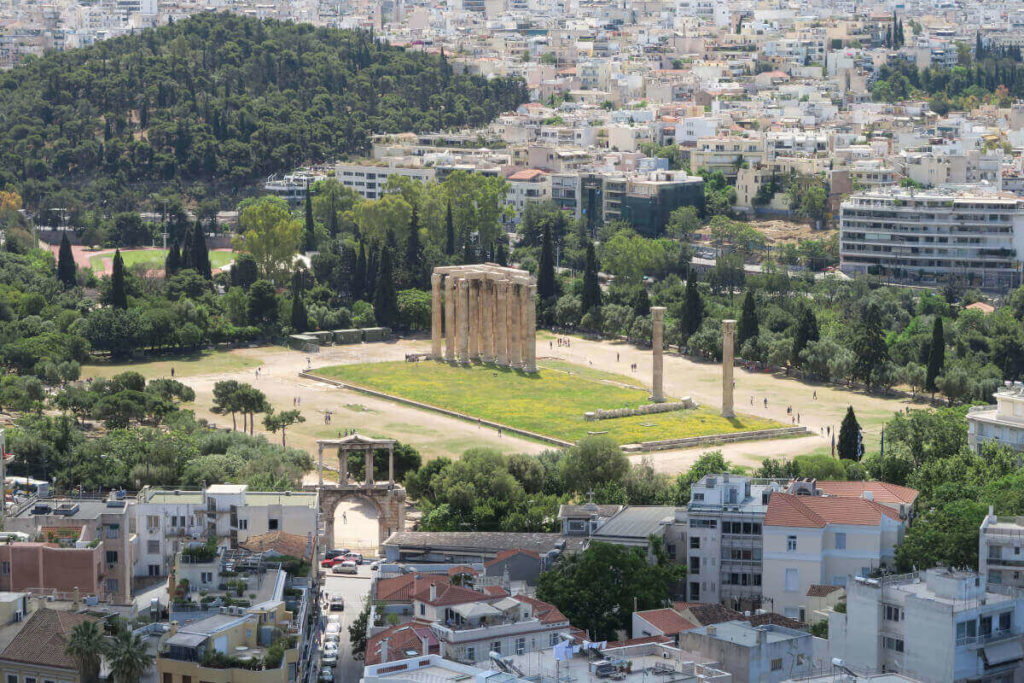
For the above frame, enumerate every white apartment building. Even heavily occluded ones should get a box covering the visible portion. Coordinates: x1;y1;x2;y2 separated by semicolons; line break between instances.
967;382;1024;453
132;485;317;577
762;491;906;622
839;188;1024;291
829;568;1024;682
335;162;436;200
980;508;1024;591
690;136;766;179
505;169;551;224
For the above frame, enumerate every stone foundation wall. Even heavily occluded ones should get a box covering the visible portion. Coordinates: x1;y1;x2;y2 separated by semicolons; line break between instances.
584;398;695;421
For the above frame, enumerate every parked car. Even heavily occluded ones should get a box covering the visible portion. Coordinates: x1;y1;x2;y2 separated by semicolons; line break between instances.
369;561;381;571
327;614;341;625
322;650;338;666
332;560;358;575
324;642;340;657
320;557;349;569
343;552;364;565
325;622;341;636
329;594;345;611
319;667;334;682
325;549;351;560
324;632;341;644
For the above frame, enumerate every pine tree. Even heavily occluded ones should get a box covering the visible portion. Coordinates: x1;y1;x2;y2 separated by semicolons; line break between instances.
303;186;317;253
791;306;819;364
537;223;557;303
373;248;399;328
290;270;309;332
445;201;455;257
57;232;76;289
838;406;861;461
191;219;212;279
354;243;367;300
679;269;704;344
581;240;602;313
737;290;759;349
926;317;945;395
110;249;128;309
165;240;181;278
404;206;423;288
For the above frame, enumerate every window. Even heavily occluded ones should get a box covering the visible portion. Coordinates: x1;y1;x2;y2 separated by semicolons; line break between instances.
667;544;676;560
835;533;846;550
201;572;213;584
1000;612;1012;632
238;519;248;530
550;633;560;646
6;676;15;683
784;568;799;592
146;515;159;529
106;551;119;564
268;519;279;530
1;561;9;576
163;674;172;683
690;537;700;549
692;493;704;501
689;519;716;529
884;605;902;622
147;540;160;554
106;579;118;594
420;604;425;616
689;557;700;575
689;582;700;601
787;536;797;551
516;637;526;655
492;641;501;655
24;677;34;683
981;615;993;637
106;524;120;539
771;658;782;671
466;647;476;661
882;636;904;652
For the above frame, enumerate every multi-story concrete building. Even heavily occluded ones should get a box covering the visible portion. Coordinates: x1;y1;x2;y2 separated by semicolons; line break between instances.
762;491;906;622
677;620;819;683
620;170;705;237
132;485;317;578
829;568;1024;682
335;161;436;200
967;382;1024;453
839;188;1024;291
980;508;1024;591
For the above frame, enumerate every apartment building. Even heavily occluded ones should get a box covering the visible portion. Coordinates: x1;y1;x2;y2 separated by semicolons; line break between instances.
335;161;436;200
829;568;1024;682
967;382;1024;453
620;170;705;237
132;485;317;578
980;508;1024;591
839;188;1024;291
762;492;906;622
0;609;97;683
690;137;766;180
506;169;551;223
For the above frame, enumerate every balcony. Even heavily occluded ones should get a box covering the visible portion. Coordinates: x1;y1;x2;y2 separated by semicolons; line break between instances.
957;628;1017;648
429;617;557;642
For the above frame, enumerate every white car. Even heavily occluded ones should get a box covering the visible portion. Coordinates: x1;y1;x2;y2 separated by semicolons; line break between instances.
324;642;340;656
326;622;341;636
319;667;334;682
324;632;341;644
322;650;339;666
332;560;359;575
327;614;342;625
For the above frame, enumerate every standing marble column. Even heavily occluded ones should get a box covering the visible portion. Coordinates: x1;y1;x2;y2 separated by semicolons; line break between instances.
508;284;523;368
338;447;348;484
457;278;470;363
469;279;481;361
318;443;324;486
496;281;510;366
481;280;495;363
388;447;394;485
722;319;736;418
364;450;374;487
523;284;538;373
431;273;443;360
651;307;666;402
444;276;456;362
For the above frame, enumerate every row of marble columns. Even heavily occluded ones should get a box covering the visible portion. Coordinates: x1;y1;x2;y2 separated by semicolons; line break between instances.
431;272;537;372
317;444;395;487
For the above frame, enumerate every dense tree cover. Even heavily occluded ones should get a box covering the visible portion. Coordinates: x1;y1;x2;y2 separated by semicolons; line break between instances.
0;13;527;213
537;540;684;640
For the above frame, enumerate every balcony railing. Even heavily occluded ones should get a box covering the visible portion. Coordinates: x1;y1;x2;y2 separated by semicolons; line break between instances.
956;628;1016;647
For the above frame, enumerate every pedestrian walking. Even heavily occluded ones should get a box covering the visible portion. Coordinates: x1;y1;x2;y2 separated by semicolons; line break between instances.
813;390;817;400
171;367;175;378
763;398;768;408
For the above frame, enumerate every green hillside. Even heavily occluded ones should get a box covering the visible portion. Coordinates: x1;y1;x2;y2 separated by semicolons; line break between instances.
0;14;527;212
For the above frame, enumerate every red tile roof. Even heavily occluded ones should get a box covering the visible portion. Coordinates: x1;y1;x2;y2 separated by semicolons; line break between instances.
813;481;919;504
807;584;845;597
377;574;451;603
672;602;744;626
482;585;509;597
485;548;541;567
765;493;902;528
513;594;569;624
0;608;96;670
365;622;439;665
508;169;547;181
635;608;697;635
411;582;490;607
447;565;479;577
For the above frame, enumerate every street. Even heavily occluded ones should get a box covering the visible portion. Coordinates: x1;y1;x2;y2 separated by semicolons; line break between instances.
319;565;374;683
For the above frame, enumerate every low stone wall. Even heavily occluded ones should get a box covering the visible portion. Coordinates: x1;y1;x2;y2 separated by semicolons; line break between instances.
621;426;809;453
585;399;695;421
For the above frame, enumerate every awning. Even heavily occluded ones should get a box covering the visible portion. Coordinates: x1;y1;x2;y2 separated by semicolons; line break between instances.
983;639;1024;667
452;602;503;620
492;597;521;612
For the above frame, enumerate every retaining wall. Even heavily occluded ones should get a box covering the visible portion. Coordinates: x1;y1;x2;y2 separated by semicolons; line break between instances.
620;426;809;453
585;399;694;421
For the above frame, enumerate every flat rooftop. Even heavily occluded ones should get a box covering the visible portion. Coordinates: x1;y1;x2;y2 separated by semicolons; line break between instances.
504;644;719;683
145;490;204;505
9;499;122;520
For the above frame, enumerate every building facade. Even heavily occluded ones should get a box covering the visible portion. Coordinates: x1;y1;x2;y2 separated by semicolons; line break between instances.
967;383;1024;453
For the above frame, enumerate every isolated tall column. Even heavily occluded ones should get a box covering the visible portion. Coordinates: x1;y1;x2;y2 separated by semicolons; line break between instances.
651;307;665;402
444;276;456;362
523;284;538;373
722;319;736;418
431;273;443;359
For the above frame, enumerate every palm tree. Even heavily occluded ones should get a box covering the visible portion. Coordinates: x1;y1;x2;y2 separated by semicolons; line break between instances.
107;626;154;683
65;620;105;683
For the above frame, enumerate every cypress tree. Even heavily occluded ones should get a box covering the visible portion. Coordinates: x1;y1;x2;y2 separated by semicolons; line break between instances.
926;317;945;395
632;287;651;317
404;206;423;288
57;232;76;289
538;223;557;303
373;248;399;328
737;290;759;349
179;225;194;271
327;195;340;236
581;240;601;313
680;269;704;344
191;219;211;279
165;240;181;278
445;200;455;256
366;247;379;298
791;306;819;364
495;241;508;267
110;249;128;309
303;187;316;252
354;243;367;300
838;406;861;461
462;239;474;265
290;270;309;332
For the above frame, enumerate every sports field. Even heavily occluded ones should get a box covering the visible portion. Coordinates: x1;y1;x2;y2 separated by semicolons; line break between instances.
314;359;783;444
88;248;234;273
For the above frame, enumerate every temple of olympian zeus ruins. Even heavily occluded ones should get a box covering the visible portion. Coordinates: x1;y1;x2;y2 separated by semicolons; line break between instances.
429;265;538;372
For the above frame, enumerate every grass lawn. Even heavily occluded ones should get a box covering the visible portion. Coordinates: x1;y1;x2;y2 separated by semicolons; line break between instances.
81;349;261;380
88;249;234;273
314;360;783;444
